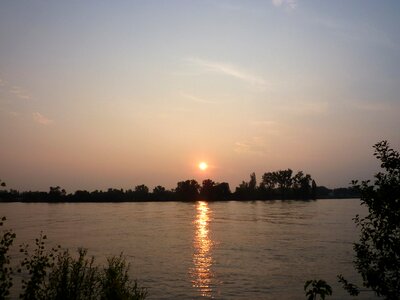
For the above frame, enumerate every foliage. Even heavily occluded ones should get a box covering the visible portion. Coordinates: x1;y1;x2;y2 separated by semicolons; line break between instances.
45;248;99;300
273;169;293;198
337;274;359;296
352;140;400;299
200;180;231;201
236;173;259;199
306;141;400;298
49;187;66;200
175;180;200;201
0;218;147;300
0;169;359;202
304;280;332;300
18;233;59;300
258;169;316;200
134;185;149;200
101;255;148;300
0;217;16;299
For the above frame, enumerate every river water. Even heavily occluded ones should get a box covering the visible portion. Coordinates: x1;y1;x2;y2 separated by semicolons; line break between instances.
1;199;378;299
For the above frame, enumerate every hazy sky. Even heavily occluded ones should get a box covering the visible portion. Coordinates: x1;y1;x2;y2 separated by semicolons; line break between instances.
1;0;399;192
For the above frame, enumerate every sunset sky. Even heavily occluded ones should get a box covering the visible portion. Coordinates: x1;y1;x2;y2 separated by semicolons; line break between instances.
1;0;399;192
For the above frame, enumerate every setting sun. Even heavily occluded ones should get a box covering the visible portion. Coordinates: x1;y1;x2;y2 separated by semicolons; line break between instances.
199;162;208;171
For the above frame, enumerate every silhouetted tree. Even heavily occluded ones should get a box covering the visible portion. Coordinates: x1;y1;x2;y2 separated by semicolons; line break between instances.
49;186;65;196
351;141;400;299
261;172;276;190
48;186;66;202
200;180;231;201
135;185;149;194
259;172;276;199
292;171;312;199
175;180;200;201
152;186;165;194
213;182;231;201
0;180;7;201
248;172;257;191
0;171;340;202
235;173;258;199
274;169;293;199
237;181;248;191
200;179;215;200
152;185;168;201
305;141;399;298
74;190;91;202
105;188;125;202
134;184;149;201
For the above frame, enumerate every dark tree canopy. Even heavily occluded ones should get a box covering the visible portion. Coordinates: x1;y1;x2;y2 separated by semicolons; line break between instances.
200;180;231;201
0;169;356;202
353;141;400;299
175;179;200;201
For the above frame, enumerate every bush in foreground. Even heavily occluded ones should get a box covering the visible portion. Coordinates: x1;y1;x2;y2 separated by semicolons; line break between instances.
0;217;15;299
304;280;332;300
304;140;400;299
352;140;400;298
0;217;147;300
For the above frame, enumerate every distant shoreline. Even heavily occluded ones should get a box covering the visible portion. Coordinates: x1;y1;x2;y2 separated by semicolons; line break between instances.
0;197;359;204
0;170;359;203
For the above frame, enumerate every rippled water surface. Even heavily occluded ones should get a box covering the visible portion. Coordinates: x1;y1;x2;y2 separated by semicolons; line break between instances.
1;199;378;299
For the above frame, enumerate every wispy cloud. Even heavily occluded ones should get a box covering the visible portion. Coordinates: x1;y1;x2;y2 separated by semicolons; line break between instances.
271;0;297;10
185;57;267;88
33;112;53;125
235;136;268;156
0;77;31;100
10;86;31;100
179;91;216;104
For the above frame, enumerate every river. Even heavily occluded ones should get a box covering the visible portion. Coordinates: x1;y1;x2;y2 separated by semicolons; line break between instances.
0;199;378;299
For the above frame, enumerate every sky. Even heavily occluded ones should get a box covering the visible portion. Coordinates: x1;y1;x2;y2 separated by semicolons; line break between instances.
0;0;399;192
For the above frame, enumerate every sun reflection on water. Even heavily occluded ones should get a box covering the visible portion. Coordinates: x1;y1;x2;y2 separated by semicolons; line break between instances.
190;201;214;297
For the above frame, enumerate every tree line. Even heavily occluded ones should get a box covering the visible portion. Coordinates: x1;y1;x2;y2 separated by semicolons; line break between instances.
0;169;358;203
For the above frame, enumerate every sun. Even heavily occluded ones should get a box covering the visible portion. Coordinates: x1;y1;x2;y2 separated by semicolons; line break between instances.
198;162;208;171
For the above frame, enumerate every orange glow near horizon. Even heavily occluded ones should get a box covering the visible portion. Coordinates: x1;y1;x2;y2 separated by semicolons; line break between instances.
190;201;214;297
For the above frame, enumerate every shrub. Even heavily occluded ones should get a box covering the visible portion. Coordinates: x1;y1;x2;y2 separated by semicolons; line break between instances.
19;233;59;300
352;141;400;298
0;217;16;299
304;141;400;299
304;280;332;300
45;248;99;300
0;217;147;300
101;255;148;300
